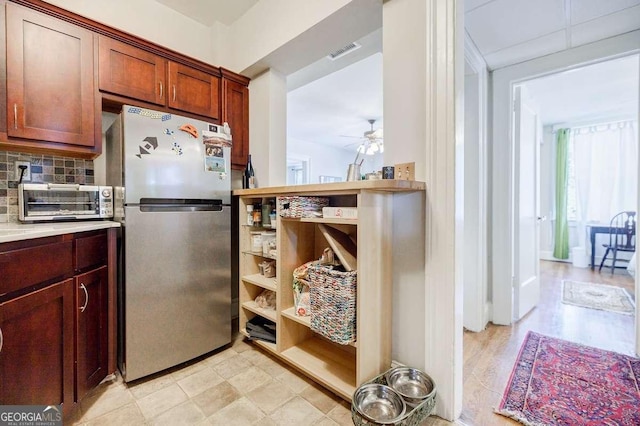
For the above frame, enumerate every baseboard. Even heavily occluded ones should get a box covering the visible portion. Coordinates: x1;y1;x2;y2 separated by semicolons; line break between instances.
540;251;571;263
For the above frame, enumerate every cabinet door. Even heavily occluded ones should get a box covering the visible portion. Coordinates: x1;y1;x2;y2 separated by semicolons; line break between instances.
6;3;95;146
168;62;220;119
75;266;108;401
222;78;249;170
0;279;75;412
98;36;166;106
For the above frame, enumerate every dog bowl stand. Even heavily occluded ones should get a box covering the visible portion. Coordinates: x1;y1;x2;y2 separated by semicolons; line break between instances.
352;369;436;425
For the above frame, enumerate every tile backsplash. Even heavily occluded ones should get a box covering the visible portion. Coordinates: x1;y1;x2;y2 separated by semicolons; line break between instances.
0;150;94;223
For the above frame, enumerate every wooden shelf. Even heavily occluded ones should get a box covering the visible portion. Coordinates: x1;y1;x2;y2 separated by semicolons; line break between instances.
281;307;357;348
238;187;424;402
281;306;310;327
241;224;276;230
241;301;277;322
281;336;356;400
242;274;277;291
281;217;358;225
240;328;277;354
242;251;277;260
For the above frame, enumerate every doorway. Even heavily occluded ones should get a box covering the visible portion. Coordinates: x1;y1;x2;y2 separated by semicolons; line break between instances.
507;54;639;355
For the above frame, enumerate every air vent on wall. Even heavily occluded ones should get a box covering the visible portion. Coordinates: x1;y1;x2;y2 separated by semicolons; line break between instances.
327;42;361;61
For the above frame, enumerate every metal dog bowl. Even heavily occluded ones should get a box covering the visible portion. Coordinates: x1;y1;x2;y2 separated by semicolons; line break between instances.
353;383;407;424
385;367;436;407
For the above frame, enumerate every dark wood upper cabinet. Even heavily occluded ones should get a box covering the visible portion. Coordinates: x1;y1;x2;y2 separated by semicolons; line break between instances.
0;279;75;415
98;36;166;106
75;266;108;401
168;61;220;120
222;77;249;169
5;3;95;147
2;1;248;159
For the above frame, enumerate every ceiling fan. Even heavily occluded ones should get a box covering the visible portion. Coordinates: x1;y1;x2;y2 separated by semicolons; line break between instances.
343;119;384;155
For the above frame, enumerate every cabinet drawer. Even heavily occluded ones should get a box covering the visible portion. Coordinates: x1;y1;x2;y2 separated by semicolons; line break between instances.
0;241;73;296
75;232;108;271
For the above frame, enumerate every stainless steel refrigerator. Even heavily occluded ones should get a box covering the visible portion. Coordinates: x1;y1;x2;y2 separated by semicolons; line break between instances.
106;105;231;382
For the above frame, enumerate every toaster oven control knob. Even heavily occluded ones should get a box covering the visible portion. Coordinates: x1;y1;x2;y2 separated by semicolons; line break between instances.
102;188;111;198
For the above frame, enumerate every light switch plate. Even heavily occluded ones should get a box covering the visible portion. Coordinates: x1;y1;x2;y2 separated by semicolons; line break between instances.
394;162;415;181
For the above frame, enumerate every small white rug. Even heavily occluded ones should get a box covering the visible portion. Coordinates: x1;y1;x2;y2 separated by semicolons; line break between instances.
562;280;635;315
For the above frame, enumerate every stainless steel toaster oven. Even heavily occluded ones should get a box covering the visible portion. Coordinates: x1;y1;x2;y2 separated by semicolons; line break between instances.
18;183;114;222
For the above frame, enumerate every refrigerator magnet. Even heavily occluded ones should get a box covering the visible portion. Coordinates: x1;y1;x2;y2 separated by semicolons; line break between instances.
179;124;199;138
203;127;232;148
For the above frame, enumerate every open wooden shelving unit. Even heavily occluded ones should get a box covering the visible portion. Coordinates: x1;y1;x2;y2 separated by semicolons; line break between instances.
236;180;425;401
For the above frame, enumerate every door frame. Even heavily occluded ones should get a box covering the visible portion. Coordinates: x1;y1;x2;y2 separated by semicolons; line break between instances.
463;32;489;332
491;32;640;328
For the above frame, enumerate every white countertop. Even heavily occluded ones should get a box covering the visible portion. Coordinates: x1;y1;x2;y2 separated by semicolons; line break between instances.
0;221;121;244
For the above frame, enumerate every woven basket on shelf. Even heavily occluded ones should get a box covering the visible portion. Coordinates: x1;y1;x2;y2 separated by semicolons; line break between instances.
307;264;357;345
278;196;330;218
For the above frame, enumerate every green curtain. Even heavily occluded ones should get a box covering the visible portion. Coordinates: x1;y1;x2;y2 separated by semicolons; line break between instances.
553;129;570;259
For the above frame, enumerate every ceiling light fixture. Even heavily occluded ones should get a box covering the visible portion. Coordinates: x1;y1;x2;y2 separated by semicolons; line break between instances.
357;119;384;156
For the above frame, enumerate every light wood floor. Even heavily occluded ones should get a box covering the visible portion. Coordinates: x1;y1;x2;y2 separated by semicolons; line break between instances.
456;260;636;426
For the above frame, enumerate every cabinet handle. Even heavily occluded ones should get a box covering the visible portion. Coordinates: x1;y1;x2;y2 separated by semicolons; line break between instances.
159;81;163;98
173;85;176;102
13;104;17;129
0;327;3;353
80;283;89;312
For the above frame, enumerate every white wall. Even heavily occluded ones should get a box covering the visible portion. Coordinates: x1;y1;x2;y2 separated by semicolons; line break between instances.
384;0;461;419
287;138;358;183
249;70;287;187
383;0;426;373
42;0;216;64
491;30;640;325
382;0;426;177
225;0;350;73
225;0;382;77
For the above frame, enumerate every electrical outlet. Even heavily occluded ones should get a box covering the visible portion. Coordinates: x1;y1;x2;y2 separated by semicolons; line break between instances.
15;161;31;182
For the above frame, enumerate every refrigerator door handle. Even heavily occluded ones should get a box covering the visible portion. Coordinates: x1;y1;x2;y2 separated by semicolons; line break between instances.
139;204;223;212
136;198;224;212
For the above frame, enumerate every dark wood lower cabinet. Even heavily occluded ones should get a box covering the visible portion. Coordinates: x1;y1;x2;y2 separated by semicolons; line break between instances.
75;266;108;401
0;229;114;418
0;279;75;414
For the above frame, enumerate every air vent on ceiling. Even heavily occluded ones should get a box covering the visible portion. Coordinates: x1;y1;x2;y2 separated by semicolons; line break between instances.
327;42;361;61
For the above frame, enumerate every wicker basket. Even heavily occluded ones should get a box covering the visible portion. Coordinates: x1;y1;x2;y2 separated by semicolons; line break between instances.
307;264;357;345
351;369;436;426
278;196;330;218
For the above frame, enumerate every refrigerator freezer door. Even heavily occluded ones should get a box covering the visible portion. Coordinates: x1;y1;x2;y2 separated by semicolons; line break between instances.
122;205;231;381
121;106;231;205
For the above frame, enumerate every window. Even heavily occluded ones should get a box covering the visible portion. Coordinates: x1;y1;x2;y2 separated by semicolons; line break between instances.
566;121;638;224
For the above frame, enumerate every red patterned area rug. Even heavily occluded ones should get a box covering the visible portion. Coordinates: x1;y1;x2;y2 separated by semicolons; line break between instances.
496;331;640;425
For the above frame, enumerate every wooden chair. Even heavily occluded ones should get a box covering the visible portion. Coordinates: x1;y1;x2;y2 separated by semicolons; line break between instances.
598;211;636;274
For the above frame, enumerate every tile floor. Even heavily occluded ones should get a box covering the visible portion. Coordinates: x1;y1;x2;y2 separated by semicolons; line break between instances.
69;335;423;426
